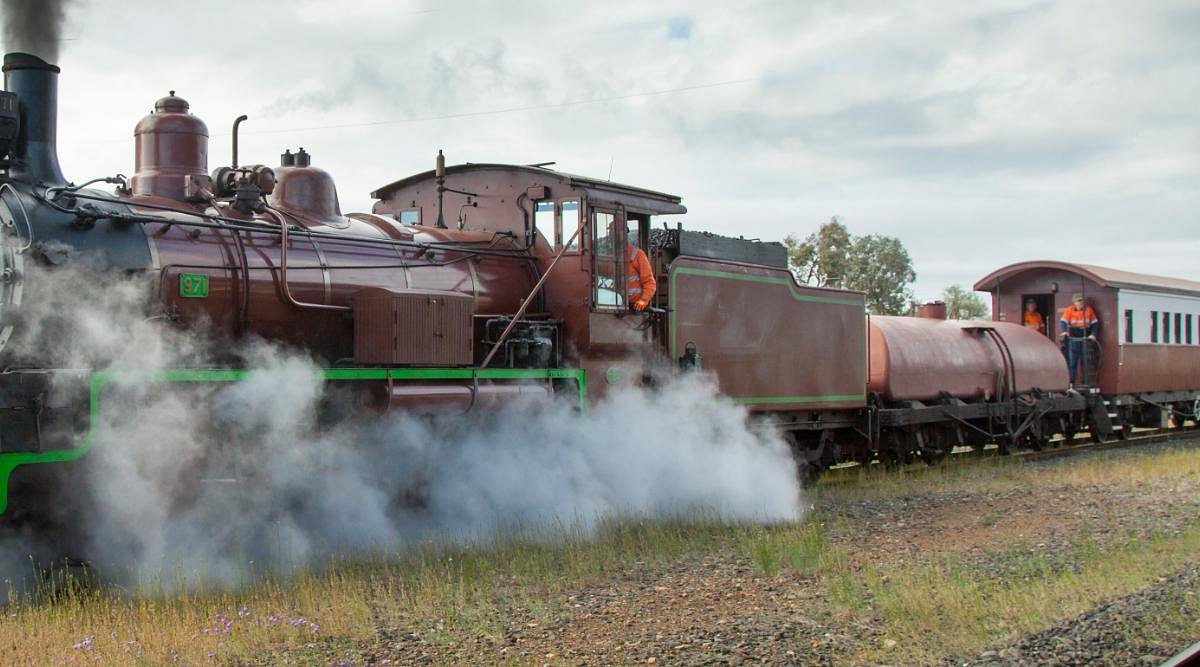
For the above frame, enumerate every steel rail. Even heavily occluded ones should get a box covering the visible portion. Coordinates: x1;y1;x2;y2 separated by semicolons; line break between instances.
1014;425;1199;463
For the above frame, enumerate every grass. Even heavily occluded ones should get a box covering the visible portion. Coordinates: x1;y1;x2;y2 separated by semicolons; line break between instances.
0;517;746;664
1;444;1198;664
861;525;1200;662
813;441;1200;504
752;444;1200;663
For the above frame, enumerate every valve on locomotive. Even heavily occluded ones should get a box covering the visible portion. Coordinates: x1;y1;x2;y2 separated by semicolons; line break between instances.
482;317;561;369
210;164;276;214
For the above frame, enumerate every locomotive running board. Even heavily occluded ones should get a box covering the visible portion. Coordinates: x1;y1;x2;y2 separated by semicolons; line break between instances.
0;366;587;515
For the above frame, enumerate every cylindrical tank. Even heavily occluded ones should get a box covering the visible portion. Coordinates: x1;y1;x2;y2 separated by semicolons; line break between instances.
131;92;208;200
868;316;1069;402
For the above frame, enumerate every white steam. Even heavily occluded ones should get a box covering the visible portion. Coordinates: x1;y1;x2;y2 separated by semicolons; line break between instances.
3;264;802;587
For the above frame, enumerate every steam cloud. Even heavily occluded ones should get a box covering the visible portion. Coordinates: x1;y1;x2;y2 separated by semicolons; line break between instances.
3;263;802;589
1;0;70;62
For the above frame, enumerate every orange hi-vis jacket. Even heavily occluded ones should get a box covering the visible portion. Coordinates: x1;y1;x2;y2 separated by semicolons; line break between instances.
1059;303;1099;337
1023;310;1045;330
627;244;656;309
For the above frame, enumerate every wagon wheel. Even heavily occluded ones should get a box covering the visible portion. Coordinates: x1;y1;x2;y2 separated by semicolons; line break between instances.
996;427;1021;455
795;461;823;486
1170;405;1188;429
785;431;827;487
1063;423;1078;446
1116;409;1131;440
919;427;949;466
1023;420;1047;451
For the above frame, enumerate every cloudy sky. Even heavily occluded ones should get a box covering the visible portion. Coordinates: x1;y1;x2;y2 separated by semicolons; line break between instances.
7;0;1199;300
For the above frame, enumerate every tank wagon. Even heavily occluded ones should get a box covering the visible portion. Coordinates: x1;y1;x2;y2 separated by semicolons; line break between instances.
0;51;1196;520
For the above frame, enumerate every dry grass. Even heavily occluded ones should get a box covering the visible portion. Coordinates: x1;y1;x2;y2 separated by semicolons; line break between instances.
2;443;1198;664
0;518;741;664
761;443;1200;663
850;524;1200;663
813;440;1200;503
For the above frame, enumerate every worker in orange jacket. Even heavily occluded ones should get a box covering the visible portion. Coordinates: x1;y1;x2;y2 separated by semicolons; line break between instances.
1059;293;1099;384
1023;299;1045;333
626;232;656;312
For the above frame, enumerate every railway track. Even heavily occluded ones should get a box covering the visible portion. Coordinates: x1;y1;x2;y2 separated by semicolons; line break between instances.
818;425;1200;484
1016;425;1200;462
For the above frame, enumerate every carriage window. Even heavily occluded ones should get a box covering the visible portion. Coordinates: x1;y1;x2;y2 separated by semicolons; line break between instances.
1175;313;1182;345
533;201;554;244
1151;311;1158;343
560;200;580;251
1124;310;1133;343
1163;312;1171;344
399;209;420;225
1188;314;1194;345
590;210;624;309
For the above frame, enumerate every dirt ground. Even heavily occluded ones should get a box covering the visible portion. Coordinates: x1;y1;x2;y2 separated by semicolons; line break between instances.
332;443;1200;666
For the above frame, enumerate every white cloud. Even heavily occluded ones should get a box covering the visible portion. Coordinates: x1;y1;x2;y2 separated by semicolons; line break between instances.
7;0;1197;301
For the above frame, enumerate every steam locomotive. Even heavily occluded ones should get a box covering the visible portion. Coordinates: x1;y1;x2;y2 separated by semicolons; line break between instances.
0;51;1197;519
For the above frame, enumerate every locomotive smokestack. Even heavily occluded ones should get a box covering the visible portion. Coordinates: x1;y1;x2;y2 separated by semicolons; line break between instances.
2;51;65;185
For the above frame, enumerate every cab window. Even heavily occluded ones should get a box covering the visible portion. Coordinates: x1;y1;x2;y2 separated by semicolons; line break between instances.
533;201;554;243
591;210;624;309
560;200;580;251
398;209;420;225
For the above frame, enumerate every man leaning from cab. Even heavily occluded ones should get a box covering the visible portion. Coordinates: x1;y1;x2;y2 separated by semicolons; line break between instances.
626;223;656;312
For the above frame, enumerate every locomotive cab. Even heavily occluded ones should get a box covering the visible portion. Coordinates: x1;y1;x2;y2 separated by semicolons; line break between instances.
372;163;689;392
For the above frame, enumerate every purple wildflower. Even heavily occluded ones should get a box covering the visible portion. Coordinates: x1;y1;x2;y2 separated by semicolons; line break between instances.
72;636;94;651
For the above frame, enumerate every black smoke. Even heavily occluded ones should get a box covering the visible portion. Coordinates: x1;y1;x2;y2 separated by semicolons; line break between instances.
1;0;70;62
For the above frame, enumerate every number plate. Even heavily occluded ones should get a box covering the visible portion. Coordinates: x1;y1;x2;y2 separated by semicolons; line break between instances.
179;273;209;298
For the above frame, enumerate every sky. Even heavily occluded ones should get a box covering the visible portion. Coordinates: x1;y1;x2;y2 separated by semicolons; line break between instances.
5;0;1199;301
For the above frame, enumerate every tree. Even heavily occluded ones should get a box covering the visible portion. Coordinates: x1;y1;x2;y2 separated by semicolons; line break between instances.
783;217;852;288
941;284;990;320
785;217;916;315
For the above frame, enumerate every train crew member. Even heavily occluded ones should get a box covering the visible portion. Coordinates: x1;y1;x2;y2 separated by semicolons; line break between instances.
1023;299;1045;333
626;226;656;311
1059;293;1099;384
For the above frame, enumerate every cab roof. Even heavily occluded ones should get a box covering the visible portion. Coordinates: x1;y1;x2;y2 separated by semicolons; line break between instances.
371;163;687;215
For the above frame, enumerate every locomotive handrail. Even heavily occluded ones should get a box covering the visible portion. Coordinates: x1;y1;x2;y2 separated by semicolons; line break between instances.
38;188;536;261
263;207;351;312
0;182;35;253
